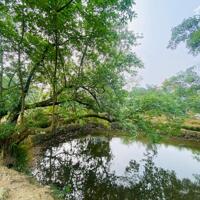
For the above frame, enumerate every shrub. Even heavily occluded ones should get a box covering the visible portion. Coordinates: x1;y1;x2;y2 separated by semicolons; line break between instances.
26;110;51;128
0;123;15;140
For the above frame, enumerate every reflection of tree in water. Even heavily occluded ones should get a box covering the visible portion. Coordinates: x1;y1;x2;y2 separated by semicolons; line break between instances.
193;150;200;162
34;137;116;199
125;150;200;200
33;137;200;200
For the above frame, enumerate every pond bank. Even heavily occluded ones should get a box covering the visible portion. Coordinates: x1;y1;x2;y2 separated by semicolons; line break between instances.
0;165;54;200
178;128;200;141
32;123;200;146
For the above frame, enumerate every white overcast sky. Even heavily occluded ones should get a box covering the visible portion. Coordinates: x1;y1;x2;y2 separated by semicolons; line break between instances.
129;0;200;87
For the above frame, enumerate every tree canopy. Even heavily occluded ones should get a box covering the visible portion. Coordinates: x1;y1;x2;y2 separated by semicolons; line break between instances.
168;14;200;55
0;0;141;123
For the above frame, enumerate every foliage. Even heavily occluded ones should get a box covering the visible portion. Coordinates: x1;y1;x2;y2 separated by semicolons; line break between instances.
168;14;200;55
51;184;71;200
0;0;199;145
26;109;51;128
162;66;200;113
0;0;141;132
122;87;186;137
0;123;16;140
122;66;200;137
10;143;29;172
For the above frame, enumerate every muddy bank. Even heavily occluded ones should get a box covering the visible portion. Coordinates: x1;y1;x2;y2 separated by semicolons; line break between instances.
0;166;54;200
176;129;200;141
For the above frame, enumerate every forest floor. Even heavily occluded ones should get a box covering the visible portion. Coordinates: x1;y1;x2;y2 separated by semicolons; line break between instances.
0;165;54;200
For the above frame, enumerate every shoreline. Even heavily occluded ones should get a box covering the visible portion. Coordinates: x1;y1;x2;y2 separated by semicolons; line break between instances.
0;165;54;200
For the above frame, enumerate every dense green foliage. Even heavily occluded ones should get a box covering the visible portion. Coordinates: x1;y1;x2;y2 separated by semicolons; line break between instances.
0;0;142;137
0;1;199;146
129;66;200;136
0;123;15;140
168;14;200;55
163;66;200;113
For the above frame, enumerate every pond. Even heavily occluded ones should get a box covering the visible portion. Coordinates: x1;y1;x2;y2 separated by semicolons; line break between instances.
32;135;200;200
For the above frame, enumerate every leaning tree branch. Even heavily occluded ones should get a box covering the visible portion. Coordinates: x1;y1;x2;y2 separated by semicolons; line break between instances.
25;99;64;109
65;113;115;124
80;86;101;108
24;45;49;94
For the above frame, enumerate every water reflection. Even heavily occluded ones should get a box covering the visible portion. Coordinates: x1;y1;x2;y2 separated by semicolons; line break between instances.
33;136;200;200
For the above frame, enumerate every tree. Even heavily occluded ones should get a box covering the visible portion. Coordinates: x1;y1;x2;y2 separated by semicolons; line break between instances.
0;0;142;139
162;66;200;113
168;14;200;55
0;1;50;123
124;87;186;138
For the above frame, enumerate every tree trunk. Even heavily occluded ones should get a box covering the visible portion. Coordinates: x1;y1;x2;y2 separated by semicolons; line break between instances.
51;9;59;132
0;38;3;100
15;4;25;125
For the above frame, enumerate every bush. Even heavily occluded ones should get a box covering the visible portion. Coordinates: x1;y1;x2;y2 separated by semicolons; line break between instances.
10;143;29;172
0;123;15;140
26;110;51;128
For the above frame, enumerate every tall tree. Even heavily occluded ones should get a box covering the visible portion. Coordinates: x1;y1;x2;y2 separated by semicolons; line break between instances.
0;0;141;132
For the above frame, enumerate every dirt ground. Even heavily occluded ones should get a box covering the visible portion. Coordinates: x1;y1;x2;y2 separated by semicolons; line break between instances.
0;166;54;200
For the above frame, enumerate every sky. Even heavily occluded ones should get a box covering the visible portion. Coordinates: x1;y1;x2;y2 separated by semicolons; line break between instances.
129;0;200;87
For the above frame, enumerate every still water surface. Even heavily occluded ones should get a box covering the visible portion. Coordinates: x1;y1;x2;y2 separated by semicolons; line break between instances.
32;136;200;200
